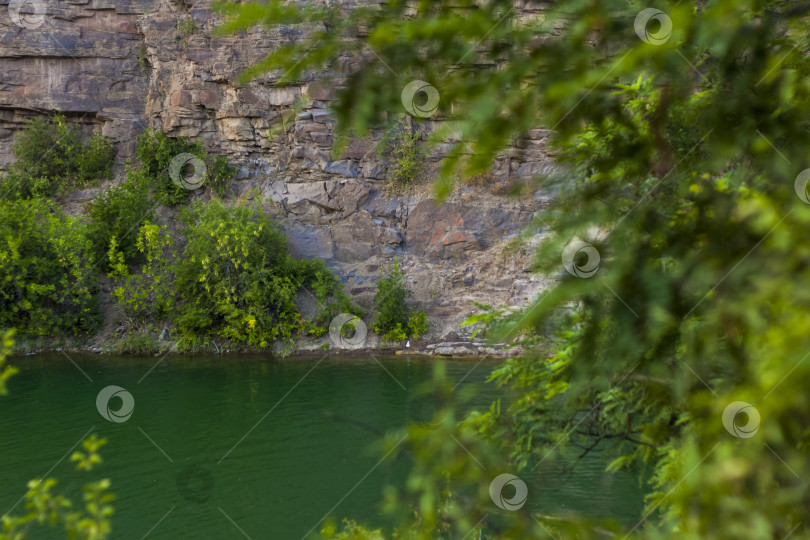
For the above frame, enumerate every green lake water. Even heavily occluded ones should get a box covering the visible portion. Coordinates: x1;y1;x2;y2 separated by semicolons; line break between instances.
0;354;644;538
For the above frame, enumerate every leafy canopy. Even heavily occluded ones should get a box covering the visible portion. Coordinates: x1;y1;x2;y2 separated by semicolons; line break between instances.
220;0;810;538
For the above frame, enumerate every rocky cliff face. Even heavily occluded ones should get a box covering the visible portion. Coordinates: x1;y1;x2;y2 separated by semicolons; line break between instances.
0;0;554;343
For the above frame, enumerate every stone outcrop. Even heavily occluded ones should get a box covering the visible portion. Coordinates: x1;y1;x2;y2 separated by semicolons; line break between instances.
0;0;552;178
0;0;555;342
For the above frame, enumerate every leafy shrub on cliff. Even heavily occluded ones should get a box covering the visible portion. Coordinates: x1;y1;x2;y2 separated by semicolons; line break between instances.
407;310;429;339
208;154;238;193
1;115;115;199
107;221;175;326
173;200;324;349
373;259;428;341
135;128;236;205
86;170;154;269
373;259;407;335
297;257;361;328
0;198;99;336
385;130;426;196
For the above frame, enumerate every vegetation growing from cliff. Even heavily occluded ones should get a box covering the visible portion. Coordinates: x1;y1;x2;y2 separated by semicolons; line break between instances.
222;0;810;537
300;257;360;328
0;117;348;350
135;128;236;206
172;200;354;351
373;259;428;341
107;221;176;326
0;198;100;337
385;129;426;196
1;115;114;199
87;171;154;269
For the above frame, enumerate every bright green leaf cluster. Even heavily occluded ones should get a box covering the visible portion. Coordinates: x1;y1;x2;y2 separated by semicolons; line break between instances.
0;198;100;336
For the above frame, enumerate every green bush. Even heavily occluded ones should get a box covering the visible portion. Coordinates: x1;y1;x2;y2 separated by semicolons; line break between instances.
86;170;154;269
107;221;175;326
373;259;428;340
386;130;426;195
381;323;407;342
174;201;292;348
373;259;408;336
407;310;429;339
134;128;236;206
0;198;99;336
1;115;114;199
208;155;238;195
173;200;356;350
296;257;360;327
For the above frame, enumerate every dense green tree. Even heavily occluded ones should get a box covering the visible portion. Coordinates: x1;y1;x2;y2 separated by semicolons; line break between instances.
220;0;810;538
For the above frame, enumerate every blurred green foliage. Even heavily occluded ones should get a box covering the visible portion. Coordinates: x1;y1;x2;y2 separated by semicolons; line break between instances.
1;115;114;199
219;0;810;537
0;330;17;396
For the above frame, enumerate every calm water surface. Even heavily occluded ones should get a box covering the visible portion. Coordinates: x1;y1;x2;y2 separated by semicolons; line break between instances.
0;354;644;538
